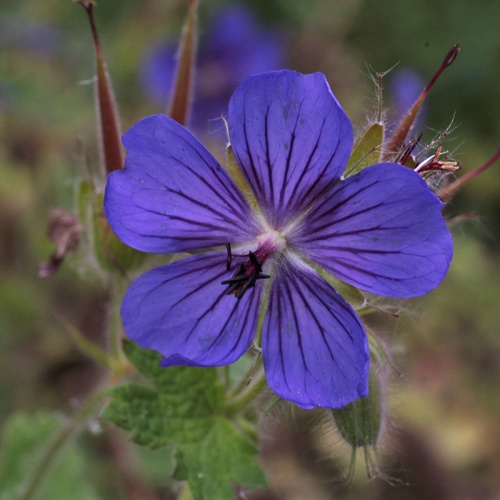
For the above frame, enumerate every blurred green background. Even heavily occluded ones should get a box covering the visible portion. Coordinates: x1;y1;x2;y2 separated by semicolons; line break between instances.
1;0;499;498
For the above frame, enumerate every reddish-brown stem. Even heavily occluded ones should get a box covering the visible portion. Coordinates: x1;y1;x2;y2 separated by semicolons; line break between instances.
383;45;460;160
439;148;500;201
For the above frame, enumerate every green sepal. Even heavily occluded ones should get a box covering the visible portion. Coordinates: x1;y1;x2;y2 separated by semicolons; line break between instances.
103;341;267;499
346;122;384;176
92;192;146;273
331;342;390;479
331;371;381;447
77;180;146;273
77;178;94;228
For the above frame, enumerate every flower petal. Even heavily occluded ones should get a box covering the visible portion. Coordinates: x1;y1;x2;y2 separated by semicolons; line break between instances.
104;114;258;253
228;70;353;229
121;252;263;367
262;258;369;409
292;163;453;298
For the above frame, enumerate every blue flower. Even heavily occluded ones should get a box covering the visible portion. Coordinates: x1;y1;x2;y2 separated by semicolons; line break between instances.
139;5;285;131
390;67;427;132
104;70;453;409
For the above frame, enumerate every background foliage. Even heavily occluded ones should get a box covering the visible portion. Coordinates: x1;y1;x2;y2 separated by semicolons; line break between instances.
1;0;499;498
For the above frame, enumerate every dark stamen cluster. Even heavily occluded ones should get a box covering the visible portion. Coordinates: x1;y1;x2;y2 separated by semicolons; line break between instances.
222;244;270;299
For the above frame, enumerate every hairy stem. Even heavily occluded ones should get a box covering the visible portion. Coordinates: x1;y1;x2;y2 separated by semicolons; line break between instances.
109;276;128;379
19;385;107;500
225;367;267;417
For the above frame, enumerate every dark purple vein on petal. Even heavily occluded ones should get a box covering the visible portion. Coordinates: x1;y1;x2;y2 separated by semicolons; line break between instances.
168;189;246;226
297;275;361;374
264;106;276;224
136;257;225;313
304;202;386;236
287;128;342;224
278;99;303;221
205;291;259;363
308;245;401;255
325;260;397;284
184;144;251;211
142;123;249;213
287;273;337;363
134;168;250;231
182;290;239;347
170;273;227;310
272;281;293;394
242;115;264;206
285;109;325;208
169;154;250;216
304;179;380;229
282;277;309;375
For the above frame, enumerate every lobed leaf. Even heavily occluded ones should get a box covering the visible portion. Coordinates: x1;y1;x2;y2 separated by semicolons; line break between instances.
104;341;266;499
174;420;266;499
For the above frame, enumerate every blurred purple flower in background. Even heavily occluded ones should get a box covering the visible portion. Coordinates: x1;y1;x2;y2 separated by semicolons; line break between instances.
139;5;285;133
0;15;63;57
0;16;63;111
390;67;427;133
104;70;453;409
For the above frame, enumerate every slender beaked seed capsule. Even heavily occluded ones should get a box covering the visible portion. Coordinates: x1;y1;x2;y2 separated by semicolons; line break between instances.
383;44;460;161
76;0;124;175
167;0;199;125
75;1;145;273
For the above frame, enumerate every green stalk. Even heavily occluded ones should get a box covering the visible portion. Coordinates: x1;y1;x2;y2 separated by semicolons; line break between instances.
225;367;267;417
19;386;107;500
109;276;128;378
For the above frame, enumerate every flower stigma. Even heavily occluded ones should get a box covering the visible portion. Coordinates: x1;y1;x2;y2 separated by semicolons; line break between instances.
222;230;286;299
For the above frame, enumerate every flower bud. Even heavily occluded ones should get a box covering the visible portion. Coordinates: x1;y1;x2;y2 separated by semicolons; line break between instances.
331;334;391;479
77;179;145;274
92;193;146;273
38;209;82;277
332;369;381;449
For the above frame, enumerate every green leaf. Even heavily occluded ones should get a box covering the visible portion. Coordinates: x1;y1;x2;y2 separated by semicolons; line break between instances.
0;412;98;500
174;420;266;499
103;341;267;499
123;340;225;417
346;122;384;176
136;446;177;486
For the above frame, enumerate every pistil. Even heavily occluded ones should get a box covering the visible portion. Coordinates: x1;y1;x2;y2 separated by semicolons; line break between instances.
222;230;286;299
